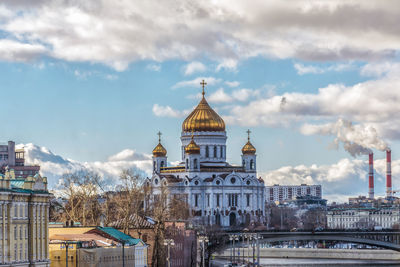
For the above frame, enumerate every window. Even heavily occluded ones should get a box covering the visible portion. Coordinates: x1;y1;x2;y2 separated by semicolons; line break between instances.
205;146;209;157
160;161;164;168
246;194;250;207
250;159;254;169
186;159;189;169
14;226;17;240
194;159;198;169
20;244;22;261
216;194;220;206
20;226;22;240
207;194;210;207
228;194;238;207
194;194;199;207
220;146;223;158
213;146;217;158
14;205;18;218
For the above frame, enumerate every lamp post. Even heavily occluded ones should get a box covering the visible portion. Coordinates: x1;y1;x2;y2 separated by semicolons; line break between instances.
241;234;245;264
122;240;126;267
163;239;175;267
199;236;209;267
234;234;239;263
247;234;251;265
229;235;234;263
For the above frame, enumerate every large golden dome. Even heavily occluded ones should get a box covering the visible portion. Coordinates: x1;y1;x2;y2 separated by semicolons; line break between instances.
182;95;225;132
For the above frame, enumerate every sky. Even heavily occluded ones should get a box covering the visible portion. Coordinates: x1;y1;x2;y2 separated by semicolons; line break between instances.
1;0;400;202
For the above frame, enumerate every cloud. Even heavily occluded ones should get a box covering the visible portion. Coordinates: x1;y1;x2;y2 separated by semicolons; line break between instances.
225;81;240;87
146;63;161;72
301;119;388;157
2;1;399;69
172;77;222;89
183;61;206;75
224;69;400;141
0;39;46;62
216;59;238;72
152;104;189;118
262;157;400;203
18;143;153;188
294;63;354;75
360;62;400;77
208;88;233;103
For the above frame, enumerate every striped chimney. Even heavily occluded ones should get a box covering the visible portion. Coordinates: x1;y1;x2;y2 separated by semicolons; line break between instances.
386;149;392;198
368;152;374;199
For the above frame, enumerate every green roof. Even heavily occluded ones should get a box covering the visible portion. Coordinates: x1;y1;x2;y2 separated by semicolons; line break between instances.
95;227;143;246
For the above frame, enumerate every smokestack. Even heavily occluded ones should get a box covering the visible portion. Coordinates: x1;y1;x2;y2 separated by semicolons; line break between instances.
368;153;374;199
386;149;392;198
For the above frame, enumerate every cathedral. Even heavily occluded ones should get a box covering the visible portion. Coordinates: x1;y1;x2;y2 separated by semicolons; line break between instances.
147;81;265;227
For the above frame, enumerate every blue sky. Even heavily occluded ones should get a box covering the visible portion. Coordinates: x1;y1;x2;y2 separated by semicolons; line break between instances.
1;1;400;202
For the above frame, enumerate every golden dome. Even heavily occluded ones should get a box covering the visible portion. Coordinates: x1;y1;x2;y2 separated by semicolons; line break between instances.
153;131;167;157
242;129;256;155
182;95;225;132
242;141;256;155
185;137;200;154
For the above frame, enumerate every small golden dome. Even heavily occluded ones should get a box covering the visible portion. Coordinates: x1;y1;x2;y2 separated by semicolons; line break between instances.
153;131;167;157
242;129;256;155
242;141;256;155
185;137;200;154
182;95;225;132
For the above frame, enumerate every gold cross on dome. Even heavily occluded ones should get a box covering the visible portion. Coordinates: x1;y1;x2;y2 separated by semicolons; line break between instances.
246;129;251;141
200;80;207;96
157;131;162;143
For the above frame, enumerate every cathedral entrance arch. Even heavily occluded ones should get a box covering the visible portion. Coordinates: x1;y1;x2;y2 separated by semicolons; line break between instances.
229;212;236;227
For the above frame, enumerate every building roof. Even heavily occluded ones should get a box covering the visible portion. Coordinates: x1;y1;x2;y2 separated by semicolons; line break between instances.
109;213;155;229
87;227;142;246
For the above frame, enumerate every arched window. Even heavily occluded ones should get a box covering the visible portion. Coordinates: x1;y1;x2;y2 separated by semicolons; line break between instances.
186;158;189;169
153;161;156;170
214;146;217;158
205;146;209;157
250;159;254;169
194;159;198;169
242;160;245;166
220;146;223;158
160;161;164;168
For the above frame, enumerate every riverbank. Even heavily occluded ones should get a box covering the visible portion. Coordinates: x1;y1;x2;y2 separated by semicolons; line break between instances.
214;247;400;261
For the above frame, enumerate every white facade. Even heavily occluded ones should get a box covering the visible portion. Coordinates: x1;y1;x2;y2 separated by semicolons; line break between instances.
147;94;265;228
266;184;322;203
327;208;400;229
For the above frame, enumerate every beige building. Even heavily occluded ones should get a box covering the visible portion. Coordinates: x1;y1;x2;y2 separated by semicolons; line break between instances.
0;168;51;266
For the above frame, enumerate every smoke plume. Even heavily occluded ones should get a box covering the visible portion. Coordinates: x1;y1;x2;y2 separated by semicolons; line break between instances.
300;118;388;157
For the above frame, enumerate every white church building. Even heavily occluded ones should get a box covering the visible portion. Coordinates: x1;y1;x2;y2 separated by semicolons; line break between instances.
146;81;265;227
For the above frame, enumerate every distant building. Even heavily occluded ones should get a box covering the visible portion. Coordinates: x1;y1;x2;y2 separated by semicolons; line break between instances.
265;184;322;203
285;195;327;207
0;141;40;178
327;207;400;229
0;168;50;266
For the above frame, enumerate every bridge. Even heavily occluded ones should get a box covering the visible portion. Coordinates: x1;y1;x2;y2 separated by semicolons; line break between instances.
219;231;400;252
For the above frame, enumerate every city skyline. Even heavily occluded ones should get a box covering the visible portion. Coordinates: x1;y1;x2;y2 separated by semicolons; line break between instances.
1;1;400;202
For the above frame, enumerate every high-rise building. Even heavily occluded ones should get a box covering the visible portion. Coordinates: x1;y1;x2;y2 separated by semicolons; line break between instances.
265;184;322;203
146;81;265;227
0;168;50;266
0;141;40;178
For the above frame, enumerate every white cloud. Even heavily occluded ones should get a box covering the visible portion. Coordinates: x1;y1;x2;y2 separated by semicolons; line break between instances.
216;59;238;72
0;39;46;62
19;143;153;188
224;69;400;141
225;81;240;88
183;61;206;75
208;88;233;103
232;88;261;101
146;63;161;72
262;157;400;203
360;62;400;77
172;77;222;89
294;63;354;75
152;104;189;118
1;1;400;69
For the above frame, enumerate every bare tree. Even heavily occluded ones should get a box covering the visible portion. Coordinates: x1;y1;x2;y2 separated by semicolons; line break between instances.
58;170;103;226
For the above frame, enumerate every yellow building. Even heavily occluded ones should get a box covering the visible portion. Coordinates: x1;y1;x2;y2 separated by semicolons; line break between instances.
0;169;51;266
